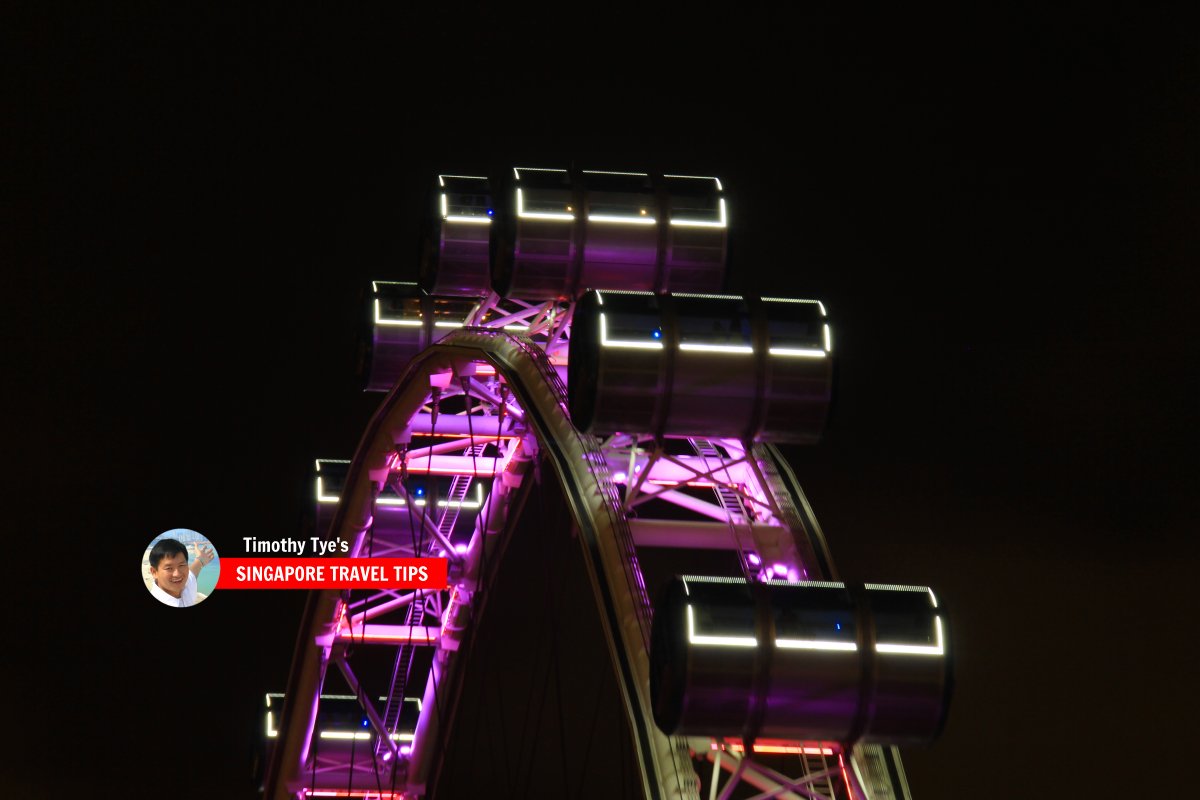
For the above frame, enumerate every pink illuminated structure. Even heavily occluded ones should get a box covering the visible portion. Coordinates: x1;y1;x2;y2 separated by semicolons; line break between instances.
264;168;948;800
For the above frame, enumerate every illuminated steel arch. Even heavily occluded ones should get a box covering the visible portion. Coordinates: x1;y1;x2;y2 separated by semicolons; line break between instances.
264;169;950;800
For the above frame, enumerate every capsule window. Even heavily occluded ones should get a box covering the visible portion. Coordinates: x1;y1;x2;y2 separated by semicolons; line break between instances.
444;191;491;219
516;170;574;217
428;297;475;327
674;297;753;350
763;299;826;352
689;601;757;640
599;293;664;345
663;176;723;224
772;587;859;644
438;176;492;221
374;285;424;324
870;588;943;649
683;579;758;640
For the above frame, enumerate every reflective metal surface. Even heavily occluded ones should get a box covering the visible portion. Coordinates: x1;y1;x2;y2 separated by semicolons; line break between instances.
363;282;476;391
492;169;728;299
419;174;493;297
650;576;951;746
569;290;833;441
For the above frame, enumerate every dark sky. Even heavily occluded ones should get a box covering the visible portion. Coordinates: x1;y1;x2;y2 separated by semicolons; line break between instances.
8;5;1198;798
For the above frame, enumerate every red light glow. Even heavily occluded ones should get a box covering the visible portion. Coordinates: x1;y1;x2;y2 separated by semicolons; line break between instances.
473;355;565;377
647;479;739;489
405;432;518;440
709;739;837;756
336;631;438;644
839;752;855;798
336;622;439;645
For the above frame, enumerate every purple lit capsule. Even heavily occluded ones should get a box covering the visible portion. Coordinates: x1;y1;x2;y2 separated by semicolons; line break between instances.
364;282;480;392
569;290;833;442
421;174;493;296
494;170;727;300
650;576;951;746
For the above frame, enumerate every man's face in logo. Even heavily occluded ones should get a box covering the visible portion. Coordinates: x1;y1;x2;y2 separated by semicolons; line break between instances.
151;552;189;598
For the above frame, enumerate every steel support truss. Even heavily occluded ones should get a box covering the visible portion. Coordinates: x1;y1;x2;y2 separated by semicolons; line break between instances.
271;344;543;798
594;433;821;582
271;294;913;799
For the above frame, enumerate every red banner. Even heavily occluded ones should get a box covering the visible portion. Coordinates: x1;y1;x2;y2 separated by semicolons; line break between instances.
216;558;448;590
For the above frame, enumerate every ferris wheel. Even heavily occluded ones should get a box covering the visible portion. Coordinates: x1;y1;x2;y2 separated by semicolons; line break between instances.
263;169;952;799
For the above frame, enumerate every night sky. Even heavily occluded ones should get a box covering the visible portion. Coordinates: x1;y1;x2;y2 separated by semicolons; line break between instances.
9;5;1198;798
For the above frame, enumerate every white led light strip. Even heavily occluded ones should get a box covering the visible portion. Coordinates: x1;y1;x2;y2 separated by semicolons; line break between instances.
513;166;567;178
582;169;649;177
599;311;663;350
438;483;484;509
687;605;756;647
776;638;859;652
678;343;754;354
372;299;468;329
684;576;845;587
265;731;417;741
587;213;656;224
671;197;726;228
440;192;492;225
762;298;828;319
670;291;742;300
594;292;830;357
511;171;723;226
875;616;945;656
319;481;484;509
373;299;422;327
516;187;574;221
316;476;339;504
663;174;723;191
437;174;487;186
686;605;855;651
685;596;944;657
768;347;826;359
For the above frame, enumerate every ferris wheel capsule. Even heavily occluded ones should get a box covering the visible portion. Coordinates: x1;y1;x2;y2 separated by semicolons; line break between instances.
490;168;729;299
650;576;953;746
362;281;478;392
569;289;833;442
419;174;495;297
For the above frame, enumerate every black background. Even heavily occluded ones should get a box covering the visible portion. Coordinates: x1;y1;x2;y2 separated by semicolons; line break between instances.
7;4;1198;798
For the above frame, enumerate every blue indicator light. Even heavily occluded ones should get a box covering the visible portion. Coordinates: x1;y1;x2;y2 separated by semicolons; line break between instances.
486;208;494;216
415;487;425;497
362;719;369;727
835;622;842;631
651;328;662;340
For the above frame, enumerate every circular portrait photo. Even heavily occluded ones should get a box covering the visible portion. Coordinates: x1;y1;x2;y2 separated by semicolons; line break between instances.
142;529;220;607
